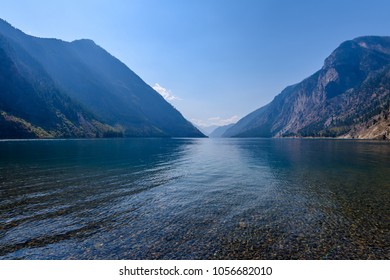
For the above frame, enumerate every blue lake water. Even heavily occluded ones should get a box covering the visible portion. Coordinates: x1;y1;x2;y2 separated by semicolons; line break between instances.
0;138;389;259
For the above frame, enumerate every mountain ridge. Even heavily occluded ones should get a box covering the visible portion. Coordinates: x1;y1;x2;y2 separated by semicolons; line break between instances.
0;18;204;138
223;36;390;139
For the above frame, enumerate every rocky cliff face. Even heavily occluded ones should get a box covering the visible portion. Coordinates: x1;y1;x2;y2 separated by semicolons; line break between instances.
224;36;390;139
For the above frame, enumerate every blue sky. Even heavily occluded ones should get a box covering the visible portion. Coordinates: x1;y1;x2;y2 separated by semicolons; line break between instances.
2;0;390;127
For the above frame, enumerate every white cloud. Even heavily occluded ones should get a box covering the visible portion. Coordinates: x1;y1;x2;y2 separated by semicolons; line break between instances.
152;83;180;101
208;115;240;126
190;118;208;127
191;115;240;128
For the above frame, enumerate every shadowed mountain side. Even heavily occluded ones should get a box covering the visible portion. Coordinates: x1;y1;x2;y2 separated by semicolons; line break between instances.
0;19;204;138
0;35;120;138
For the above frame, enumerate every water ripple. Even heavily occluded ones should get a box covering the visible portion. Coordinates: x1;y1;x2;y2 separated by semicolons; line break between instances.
0;138;389;259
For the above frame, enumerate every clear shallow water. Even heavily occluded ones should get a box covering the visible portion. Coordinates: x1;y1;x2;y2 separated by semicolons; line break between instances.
0;138;389;259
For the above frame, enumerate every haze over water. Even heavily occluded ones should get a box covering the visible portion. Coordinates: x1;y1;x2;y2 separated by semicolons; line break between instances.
0;138;389;259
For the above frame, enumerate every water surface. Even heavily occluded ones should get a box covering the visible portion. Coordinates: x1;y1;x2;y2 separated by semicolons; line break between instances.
0;138;389;259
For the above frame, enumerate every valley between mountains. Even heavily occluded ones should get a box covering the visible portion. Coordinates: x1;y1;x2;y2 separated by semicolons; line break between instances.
1;19;390;140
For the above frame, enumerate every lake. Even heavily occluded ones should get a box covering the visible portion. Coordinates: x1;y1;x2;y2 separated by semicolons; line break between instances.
0;138;389;259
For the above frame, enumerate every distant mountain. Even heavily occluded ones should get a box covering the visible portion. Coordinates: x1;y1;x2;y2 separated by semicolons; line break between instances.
195;125;219;136
0;19;204;138
224;36;390;140
209;123;235;138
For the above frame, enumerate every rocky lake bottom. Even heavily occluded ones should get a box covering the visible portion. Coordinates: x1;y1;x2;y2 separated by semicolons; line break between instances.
0;138;389;259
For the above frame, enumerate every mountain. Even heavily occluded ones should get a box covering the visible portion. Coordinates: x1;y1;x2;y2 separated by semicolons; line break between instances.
224;36;390;140
0;19;204;138
209;123;235;138
195;125;219;136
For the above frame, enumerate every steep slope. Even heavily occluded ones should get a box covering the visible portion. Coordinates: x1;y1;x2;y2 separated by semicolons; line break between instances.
224;36;390;139
0;34;119;139
0;19;204;138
